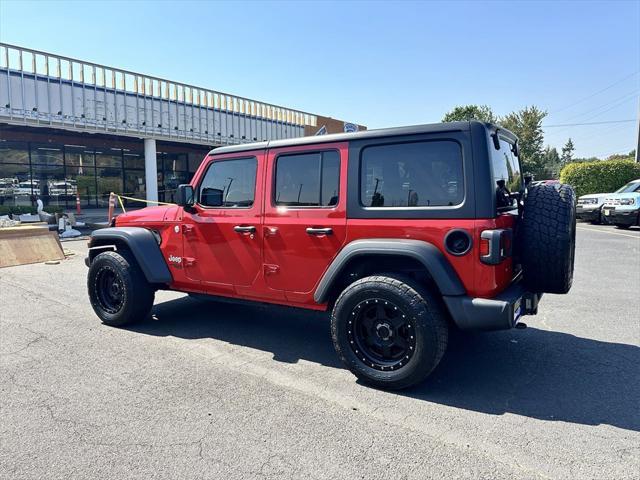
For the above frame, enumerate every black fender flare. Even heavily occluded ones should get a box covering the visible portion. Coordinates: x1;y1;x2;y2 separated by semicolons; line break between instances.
88;227;172;284
313;239;465;303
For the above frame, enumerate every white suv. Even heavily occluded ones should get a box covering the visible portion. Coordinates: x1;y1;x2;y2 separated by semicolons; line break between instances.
602;179;640;229
576;193;607;223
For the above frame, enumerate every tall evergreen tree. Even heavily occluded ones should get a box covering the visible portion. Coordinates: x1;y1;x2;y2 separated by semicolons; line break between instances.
543;146;561;177
561;138;575;165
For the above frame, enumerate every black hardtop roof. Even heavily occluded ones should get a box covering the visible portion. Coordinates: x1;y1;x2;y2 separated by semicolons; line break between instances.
208;120;514;156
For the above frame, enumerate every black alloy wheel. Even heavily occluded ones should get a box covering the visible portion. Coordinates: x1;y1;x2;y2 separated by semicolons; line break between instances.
94;265;126;315
348;298;416;371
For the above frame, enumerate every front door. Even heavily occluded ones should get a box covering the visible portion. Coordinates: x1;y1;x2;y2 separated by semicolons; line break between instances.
182;151;264;296
262;142;348;303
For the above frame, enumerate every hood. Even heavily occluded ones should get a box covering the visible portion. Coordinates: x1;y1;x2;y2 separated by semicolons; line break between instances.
604;191;640;205
578;193;607;200
605;192;640;199
116;205;180;223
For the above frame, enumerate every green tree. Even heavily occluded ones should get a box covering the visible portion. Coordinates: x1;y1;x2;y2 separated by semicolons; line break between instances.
542;146;561;177
561;138;575;165
442;105;497;123
606;150;635;161
499;106;547;177
571;156;600;163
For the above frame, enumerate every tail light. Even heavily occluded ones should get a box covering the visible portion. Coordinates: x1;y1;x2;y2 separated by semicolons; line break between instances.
480;229;512;265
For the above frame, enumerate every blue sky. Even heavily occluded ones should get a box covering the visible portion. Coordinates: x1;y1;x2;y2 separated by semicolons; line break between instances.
1;0;638;158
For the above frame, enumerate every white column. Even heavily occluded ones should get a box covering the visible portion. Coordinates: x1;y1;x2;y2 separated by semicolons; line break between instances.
144;138;158;202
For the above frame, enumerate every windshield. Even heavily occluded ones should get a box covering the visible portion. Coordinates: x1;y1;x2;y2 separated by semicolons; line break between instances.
615;181;640;194
489;135;522;210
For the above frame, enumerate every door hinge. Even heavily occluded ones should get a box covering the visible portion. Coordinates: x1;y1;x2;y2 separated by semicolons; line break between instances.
184;257;196;267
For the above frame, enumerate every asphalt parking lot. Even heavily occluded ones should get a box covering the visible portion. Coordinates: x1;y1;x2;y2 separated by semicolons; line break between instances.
1;223;638;479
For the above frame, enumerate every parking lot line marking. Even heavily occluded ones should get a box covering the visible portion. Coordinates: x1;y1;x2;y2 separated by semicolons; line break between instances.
577;226;640;239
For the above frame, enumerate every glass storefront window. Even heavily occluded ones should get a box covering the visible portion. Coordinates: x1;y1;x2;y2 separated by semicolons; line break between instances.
161;170;189;204
0;141;30;164
96;150;122;168
0;139;211;210
188;152;205;173
123;151;145;169
0;163;31;207
32;163;65;207
67;166;97;208
164;153;187;172
124;169;146;206
65;145;95;168
96;167;123;207
31;144;63;166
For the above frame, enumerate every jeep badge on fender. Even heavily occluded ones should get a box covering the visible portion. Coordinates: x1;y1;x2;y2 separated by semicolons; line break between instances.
86;121;576;390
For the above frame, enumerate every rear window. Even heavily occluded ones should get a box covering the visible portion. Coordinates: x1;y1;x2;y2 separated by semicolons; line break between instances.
360;140;464;208
490;136;522;209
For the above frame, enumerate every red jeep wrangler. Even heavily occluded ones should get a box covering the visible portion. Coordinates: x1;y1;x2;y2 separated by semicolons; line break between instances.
86;122;576;389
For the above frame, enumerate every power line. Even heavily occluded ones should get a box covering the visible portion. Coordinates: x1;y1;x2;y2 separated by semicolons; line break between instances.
564;122;628;146
542;119;636;128
545;95;639;137
560;90;639;123
549;71;640;115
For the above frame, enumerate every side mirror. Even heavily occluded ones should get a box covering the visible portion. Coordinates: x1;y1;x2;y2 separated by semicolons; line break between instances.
200;187;224;207
175;184;195;207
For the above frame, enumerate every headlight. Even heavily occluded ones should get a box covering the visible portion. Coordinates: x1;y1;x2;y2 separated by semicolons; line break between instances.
619;198;635;206
581;198;598;205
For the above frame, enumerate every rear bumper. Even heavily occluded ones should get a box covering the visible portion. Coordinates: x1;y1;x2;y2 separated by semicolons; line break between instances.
443;283;542;331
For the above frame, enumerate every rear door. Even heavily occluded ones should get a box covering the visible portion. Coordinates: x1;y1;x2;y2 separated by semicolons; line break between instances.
262;142;348;304
182;151;264;296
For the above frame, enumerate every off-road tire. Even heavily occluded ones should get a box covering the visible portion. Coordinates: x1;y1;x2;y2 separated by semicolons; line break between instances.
87;250;155;327
331;274;448;390
520;183;576;294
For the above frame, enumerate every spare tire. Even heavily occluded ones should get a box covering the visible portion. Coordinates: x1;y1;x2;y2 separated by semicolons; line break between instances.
519;183;576;294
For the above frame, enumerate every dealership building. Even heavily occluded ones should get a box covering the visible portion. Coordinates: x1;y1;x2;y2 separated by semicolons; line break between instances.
0;43;364;209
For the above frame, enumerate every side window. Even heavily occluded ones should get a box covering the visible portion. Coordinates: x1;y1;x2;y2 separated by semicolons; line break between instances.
489;137;522;210
274;150;340;207
360;140;464;208
198;157;257;207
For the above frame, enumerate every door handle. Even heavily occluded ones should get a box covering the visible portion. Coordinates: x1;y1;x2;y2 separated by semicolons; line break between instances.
234;225;256;234
306;227;333;235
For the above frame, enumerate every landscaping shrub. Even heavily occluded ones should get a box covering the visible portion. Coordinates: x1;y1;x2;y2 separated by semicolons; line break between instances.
559;160;640;197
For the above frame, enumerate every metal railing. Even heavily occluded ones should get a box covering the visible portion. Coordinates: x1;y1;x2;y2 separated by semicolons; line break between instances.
0;43;316;145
